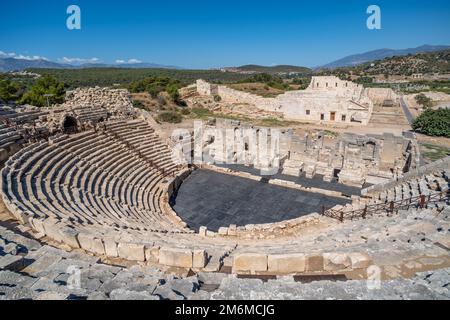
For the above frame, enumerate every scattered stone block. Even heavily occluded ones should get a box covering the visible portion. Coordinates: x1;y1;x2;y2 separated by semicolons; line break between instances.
109;289;159;300
0;254;25;271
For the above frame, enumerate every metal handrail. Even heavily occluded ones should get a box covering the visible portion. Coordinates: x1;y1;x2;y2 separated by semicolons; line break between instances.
323;190;449;222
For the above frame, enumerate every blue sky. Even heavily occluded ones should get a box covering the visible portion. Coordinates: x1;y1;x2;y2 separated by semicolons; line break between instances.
1;0;450;69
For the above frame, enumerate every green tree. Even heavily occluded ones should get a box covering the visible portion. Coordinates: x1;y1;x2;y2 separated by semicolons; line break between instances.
0;77;22;103
412;109;450;138
147;83;161;98
166;83;180;102
19;75;65;107
415;93;433;110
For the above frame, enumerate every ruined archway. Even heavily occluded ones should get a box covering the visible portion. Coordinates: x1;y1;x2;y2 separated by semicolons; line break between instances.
62;116;78;134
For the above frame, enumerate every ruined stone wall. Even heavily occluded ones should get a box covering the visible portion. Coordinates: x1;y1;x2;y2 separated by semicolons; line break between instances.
197;77;374;125
196;79;218;96
366;88;398;105
216;86;279;112
281;132;413;187
56;87;135;115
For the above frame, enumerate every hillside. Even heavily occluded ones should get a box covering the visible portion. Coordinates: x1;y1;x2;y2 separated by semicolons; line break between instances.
0;57;181;72
322;45;450;69
231;64;311;75
26;67;251;89
353;49;450;76
319;49;450;78
0;58;70;72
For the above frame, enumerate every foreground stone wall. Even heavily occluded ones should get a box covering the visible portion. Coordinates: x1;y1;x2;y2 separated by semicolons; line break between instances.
232;251;372;275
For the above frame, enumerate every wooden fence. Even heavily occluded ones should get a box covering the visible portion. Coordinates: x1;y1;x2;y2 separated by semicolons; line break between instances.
322;190;449;222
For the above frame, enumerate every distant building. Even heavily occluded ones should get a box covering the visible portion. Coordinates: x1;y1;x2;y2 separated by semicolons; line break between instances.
197;76;375;126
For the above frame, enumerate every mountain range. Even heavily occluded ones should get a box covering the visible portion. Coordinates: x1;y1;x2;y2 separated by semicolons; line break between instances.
1;44;450;73
0;58;181;72
320;44;450;69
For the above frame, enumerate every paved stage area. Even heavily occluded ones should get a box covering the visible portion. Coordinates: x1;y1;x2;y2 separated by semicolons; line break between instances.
171;169;352;232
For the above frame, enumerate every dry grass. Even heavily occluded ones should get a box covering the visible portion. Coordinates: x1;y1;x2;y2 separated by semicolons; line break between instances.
228;83;287;98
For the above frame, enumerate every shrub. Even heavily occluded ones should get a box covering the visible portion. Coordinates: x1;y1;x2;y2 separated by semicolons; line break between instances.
132;100;145;109
415;93;433;109
166;83;180;102
157;95;166;106
213;95;222;102
412;109;450;137
175;99;187;107
19;75;65;107
0;78;22;102
157;111;182;123
180;107;191;115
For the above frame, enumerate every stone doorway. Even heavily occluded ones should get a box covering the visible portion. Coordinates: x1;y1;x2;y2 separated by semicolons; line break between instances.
330;112;336;121
62;116;78;134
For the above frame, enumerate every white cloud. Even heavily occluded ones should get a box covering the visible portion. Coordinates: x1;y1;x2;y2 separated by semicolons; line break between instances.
127;59;142;64
14;54;48;61
58;57;100;65
0;51;46;60
115;58;142;64
0;51;17;58
0;51;48;61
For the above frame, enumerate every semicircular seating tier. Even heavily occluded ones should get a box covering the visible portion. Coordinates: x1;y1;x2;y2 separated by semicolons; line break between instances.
1;117;449;273
1;120;221;245
2;119;185;227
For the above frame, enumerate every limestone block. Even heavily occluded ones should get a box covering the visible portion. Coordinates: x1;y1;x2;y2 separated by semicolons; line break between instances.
29;218;46;235
193;250;207;269
117;243;145;262
267;254;305;273
0;254;25;271
348;252;372;269
305;254;324;272
206;231;216;237
233;254;267;273
77;233;105;255
59;227;80;249
42;220;64;243
103;238;119;258
159;248;193;268
228;225;237;236
144;246;160;263
199;226;207;237
218;227;228;236
323;253;351;271
12;209;30;225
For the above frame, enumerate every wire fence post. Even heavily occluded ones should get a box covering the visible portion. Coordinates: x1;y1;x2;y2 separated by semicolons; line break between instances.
420;195;426;209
